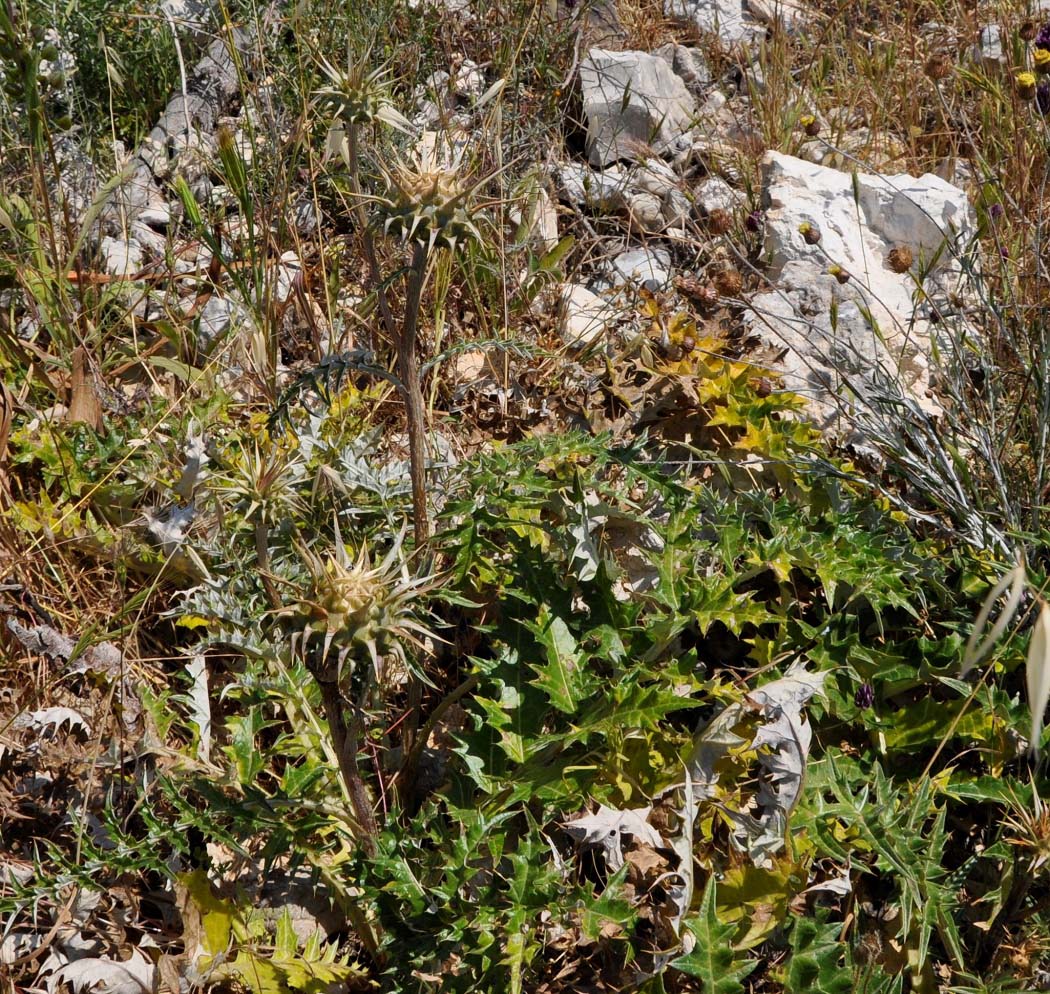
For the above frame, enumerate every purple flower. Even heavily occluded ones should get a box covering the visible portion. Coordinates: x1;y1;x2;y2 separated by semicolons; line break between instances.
854;683;875;709
1000;245;1010;259
1036;20;1050;49
745;209;765;233
1038;81;1050;115
989;202;1004;220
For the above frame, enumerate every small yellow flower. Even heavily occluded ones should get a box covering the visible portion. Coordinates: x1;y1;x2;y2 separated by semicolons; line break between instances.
1035;49;1050;75
1017;71;1038;99
799;113;820;137
799;221;821;244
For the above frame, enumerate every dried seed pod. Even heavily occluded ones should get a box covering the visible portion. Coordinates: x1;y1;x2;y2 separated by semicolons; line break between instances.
706;208;733;235
1021;19;1038;42
886;246;914;273
713;268;744;297
925;54;952;80
674;275;718;309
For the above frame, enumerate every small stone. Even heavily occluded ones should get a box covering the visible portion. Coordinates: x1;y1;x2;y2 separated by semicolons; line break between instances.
665;0;756;44
99;236;143;278
610;246;673;289
559;284;617;347
694;176;739;214
662;188;692;227
972;24;1004;69
553;162;628;210
626;192;666;232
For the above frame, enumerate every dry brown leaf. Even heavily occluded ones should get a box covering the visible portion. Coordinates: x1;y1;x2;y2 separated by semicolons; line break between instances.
67;346;102;430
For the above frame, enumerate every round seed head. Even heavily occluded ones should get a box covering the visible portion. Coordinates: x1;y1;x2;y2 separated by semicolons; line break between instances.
887;246;914;273
925;54;952;80
706;208;733;235
799;221;821;245
713;268;744;297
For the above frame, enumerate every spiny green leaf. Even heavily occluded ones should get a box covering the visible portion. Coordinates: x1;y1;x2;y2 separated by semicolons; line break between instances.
671;878;757;993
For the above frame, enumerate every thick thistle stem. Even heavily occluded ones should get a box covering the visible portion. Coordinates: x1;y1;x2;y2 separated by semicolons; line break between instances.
318;678;379;856
400;241;431;547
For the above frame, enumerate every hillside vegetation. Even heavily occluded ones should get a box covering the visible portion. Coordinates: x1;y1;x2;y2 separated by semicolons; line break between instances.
3;0;1050;992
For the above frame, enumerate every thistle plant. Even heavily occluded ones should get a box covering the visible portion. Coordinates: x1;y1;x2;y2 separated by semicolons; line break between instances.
315;57;485;546
313;50;410;341
372;142;484;545
285;531;434;850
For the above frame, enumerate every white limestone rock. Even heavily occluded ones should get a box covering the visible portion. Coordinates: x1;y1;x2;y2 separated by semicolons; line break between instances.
653;43;713;95
580;49;696;166
99;236;143;279
610;246;673;289
553;162;630;210
743;151;976;431
665;0;755;44
559;285;617;348
694;176;740;213
972;24;1005;70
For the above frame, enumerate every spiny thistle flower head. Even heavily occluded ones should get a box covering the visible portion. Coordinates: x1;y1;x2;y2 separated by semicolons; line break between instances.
376;146;483;254
712;268;744;297
705;208;733;234
289;533;434;680
314;56;412;133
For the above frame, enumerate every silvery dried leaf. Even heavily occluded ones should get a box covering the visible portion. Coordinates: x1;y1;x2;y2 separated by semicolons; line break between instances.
48;948;156;994
564;804;665;872
14;706;90;739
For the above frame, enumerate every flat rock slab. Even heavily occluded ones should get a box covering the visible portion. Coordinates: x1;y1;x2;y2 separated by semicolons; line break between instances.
744;151;976;431
580;49;696;166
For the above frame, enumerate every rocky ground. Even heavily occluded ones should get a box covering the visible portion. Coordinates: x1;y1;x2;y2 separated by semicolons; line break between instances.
3;0;1050;990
